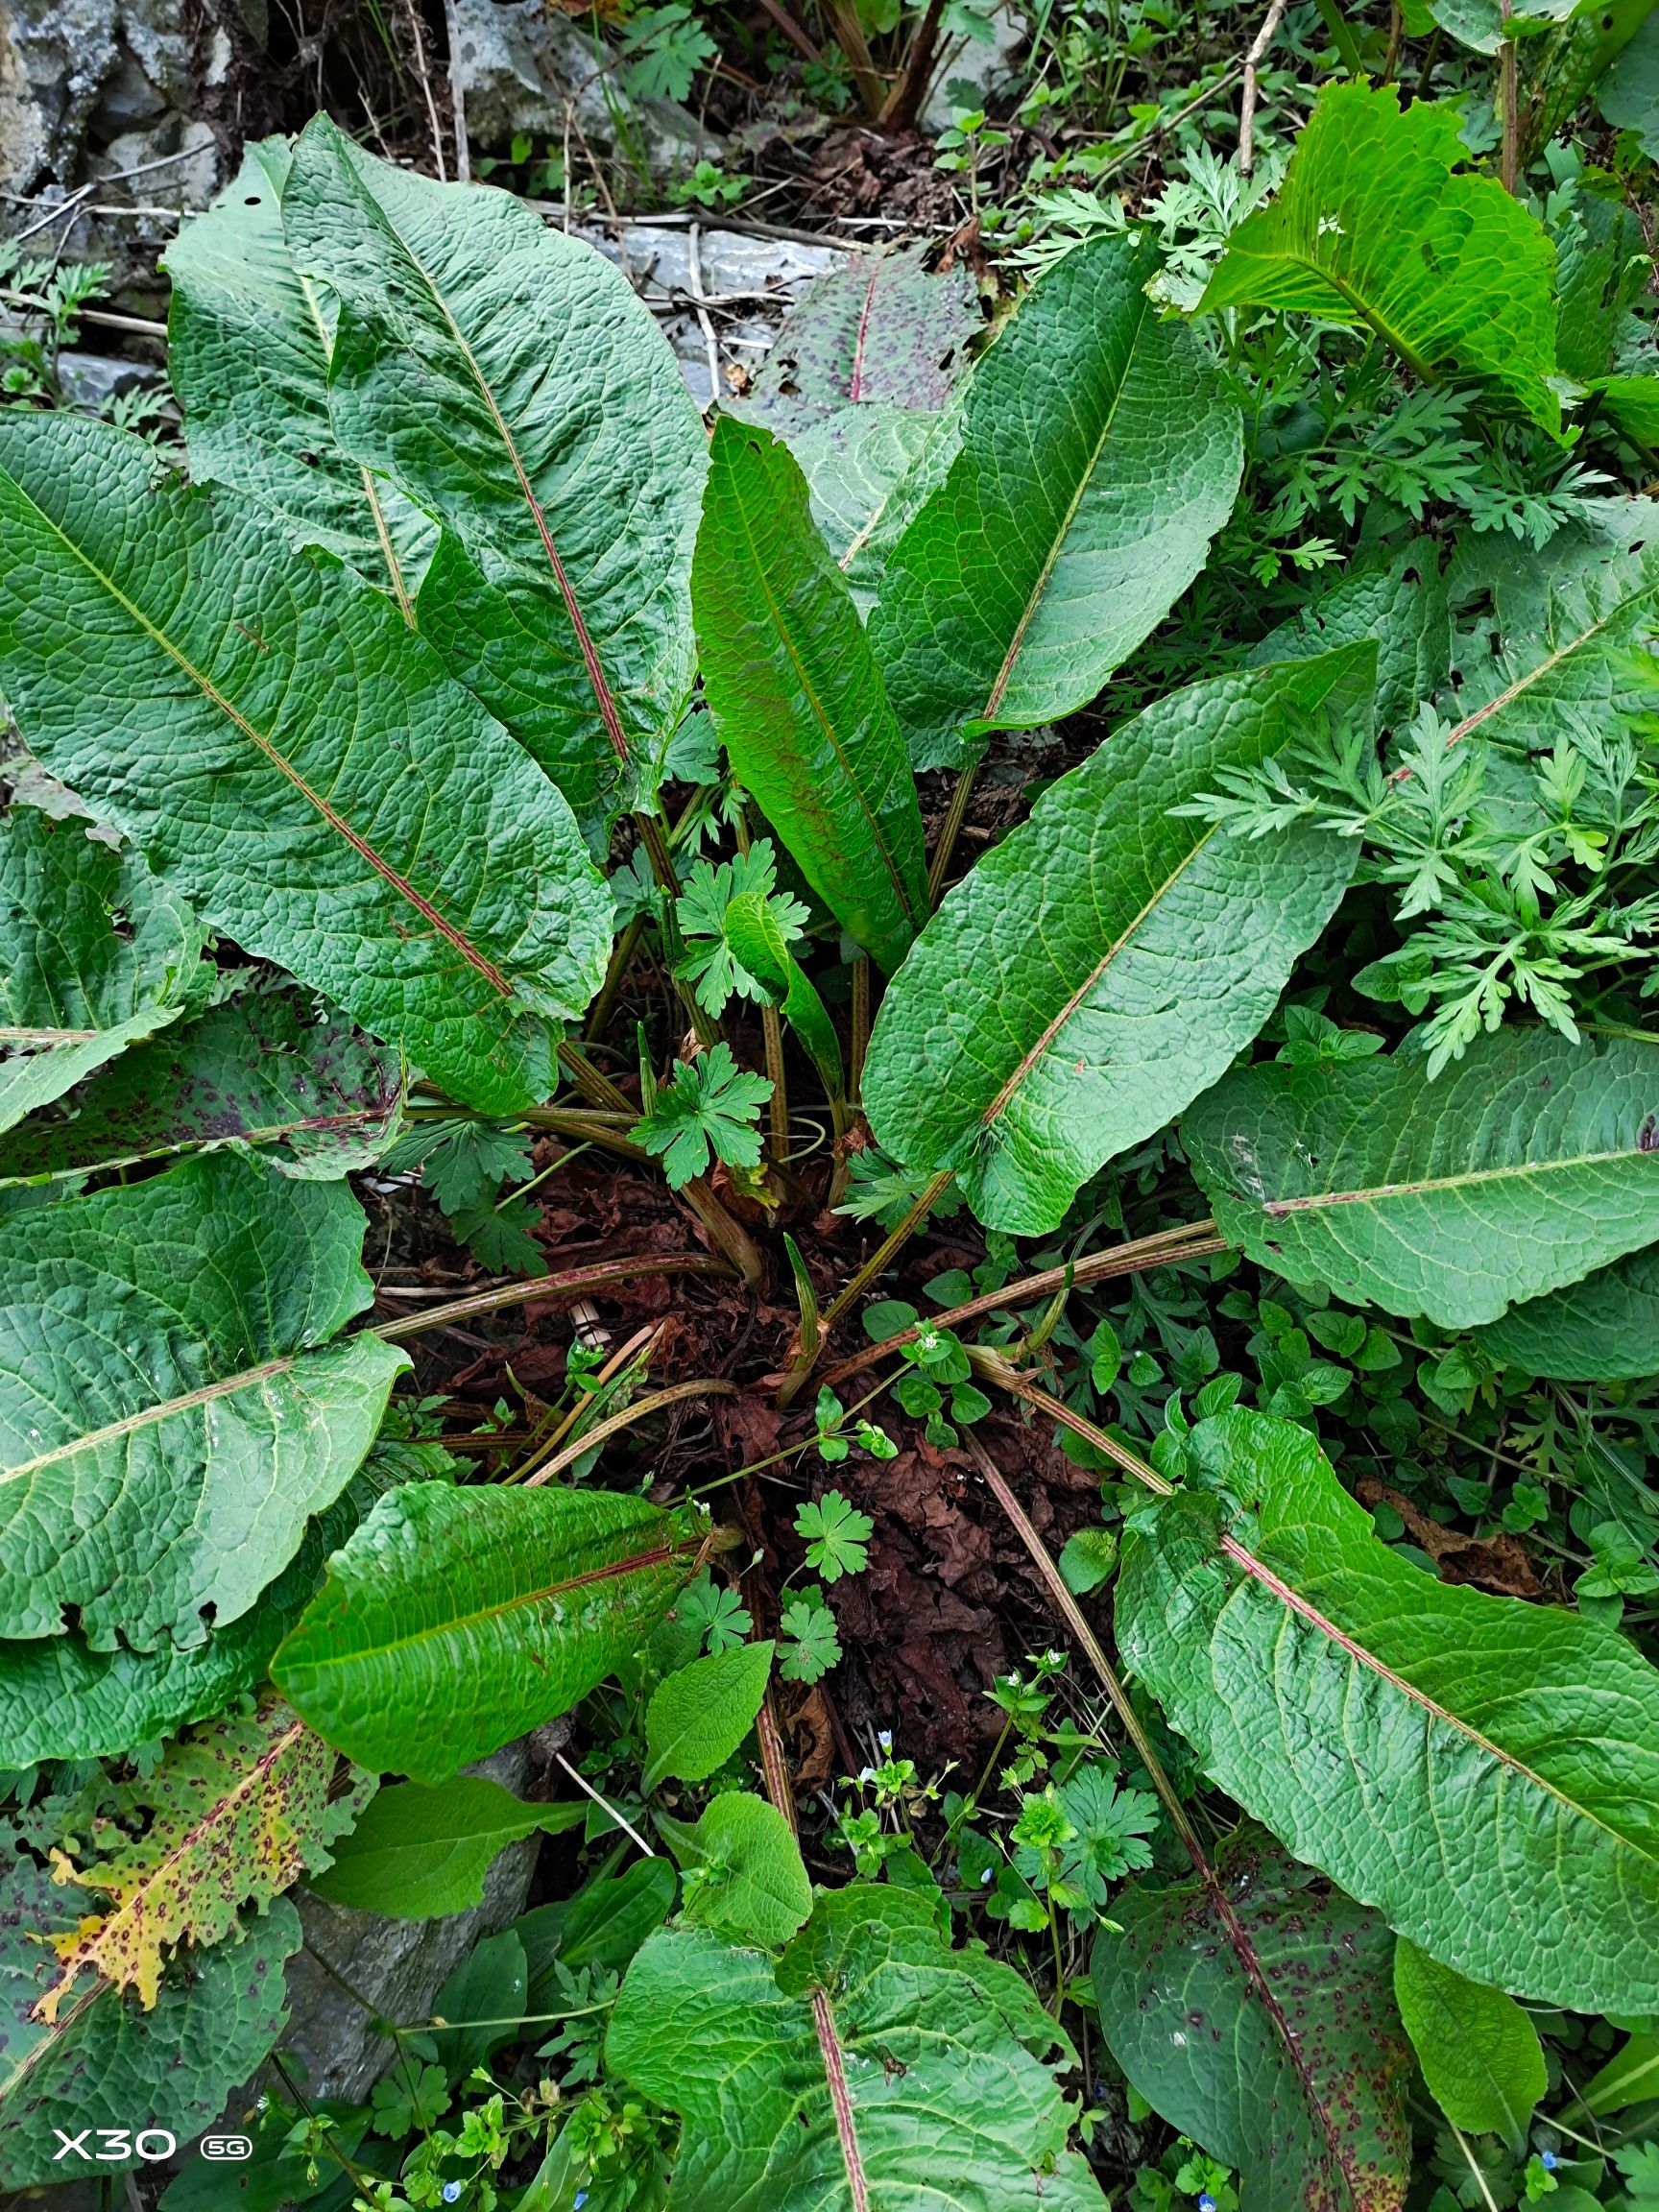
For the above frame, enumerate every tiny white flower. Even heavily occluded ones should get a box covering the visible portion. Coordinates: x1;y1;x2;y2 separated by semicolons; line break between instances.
878;1729;893;1752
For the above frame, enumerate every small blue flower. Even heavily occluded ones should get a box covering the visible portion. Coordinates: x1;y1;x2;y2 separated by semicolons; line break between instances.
442;2187;463;2205
574;2195;589;2210
1540;2151;1559;2172
1198;2196;1217;2212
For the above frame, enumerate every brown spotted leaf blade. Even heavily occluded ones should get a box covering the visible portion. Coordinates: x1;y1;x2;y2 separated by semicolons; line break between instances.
0;1863;301;2191
36;1699;370;2018
735;243;981;437
0;988;403;1189
1093;1835;1412;2212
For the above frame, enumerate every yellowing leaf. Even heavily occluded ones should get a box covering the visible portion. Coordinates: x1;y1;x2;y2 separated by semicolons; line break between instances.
35;1699;371;2018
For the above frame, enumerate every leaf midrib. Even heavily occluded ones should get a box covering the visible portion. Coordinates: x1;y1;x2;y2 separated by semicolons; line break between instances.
1218;1530;1655;1863
297;1531;703;1667
729;462;923;933
1;1356;299;1486
0;467;517;1001
1259;1141;1659;1214
352;164;635;769
981;284;1149;721
974;821;1222;1137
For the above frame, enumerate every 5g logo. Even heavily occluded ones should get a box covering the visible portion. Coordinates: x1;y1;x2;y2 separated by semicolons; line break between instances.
52;2128;177;2161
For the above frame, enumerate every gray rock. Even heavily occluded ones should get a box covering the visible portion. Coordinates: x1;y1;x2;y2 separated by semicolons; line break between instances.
581;220;848;405
923;0;1026;131
55;347;164;408
0;0;225;305
274;1740;543;2104
450;0;705;181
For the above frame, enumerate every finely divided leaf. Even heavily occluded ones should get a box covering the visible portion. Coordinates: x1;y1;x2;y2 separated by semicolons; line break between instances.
282;115;707;849
0;413;612;1114
0;805;209;1139
1117;1408;1659;2011
863;648;1370;1235
164;137;433;597
1201;84;1560;434
0;1866;300;2191
869;229;1242;770
307;1776;585;1918
274;1480;709;1783
1184;1028;1659;1329
36;1700;371;2018
1093;1836;1411;2212
0;988;403;1189
693;419;928;974
609;1885;1109;2211
0;1151;405;1650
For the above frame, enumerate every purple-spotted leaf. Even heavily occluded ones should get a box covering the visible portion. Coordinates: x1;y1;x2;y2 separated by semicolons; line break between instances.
1093;1834;1411;2212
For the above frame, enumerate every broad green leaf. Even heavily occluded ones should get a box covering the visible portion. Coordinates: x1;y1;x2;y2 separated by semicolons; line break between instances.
1600;7;1659;154
1393;1937;1546;2147
306;1776;585;1918
282;115;707;849
0;805;209;1138
1118;1408;1659;2011
0;1152;405;1650
0;1486;359;1764
609;1886;1109;2211
37;1700;371;2019
869;230;1242;770
1184;1029;1659;1330
1425;0;1575;53
1445;521;1659;752
693;419;928;974
1247;542;1450;733
164;137;433;598
643;1639;774;1789
677;1791;813;1947
1477;1245;1659;1379
1093;1834;1411;2211
791;403;951;578
429;1926;527;2083
274;1480;709;1783
0;413;611;1114
0;1873;300;2190
0;988;403;1190
731;242;980;573
864;647;1370;1235
1201;84;1560;435
1591;373;1659;450
1553;178;1650;383
1567;2027;1659;2117
722;890;845;1097
515;1858;677;2008
1527;0;1659;150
